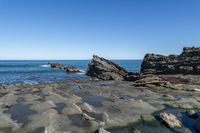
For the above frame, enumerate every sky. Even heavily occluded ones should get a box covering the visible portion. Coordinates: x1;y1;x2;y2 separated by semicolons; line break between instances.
0;0;200;60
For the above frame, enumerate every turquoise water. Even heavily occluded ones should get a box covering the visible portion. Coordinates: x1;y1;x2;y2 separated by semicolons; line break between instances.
0;60;142;84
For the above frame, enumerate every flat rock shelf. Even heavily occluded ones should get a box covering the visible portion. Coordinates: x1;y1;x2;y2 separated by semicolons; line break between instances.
0;74;200;133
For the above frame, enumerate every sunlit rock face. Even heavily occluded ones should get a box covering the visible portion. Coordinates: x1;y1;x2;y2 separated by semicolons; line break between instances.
87;55;129;80
87;55;139;81
141;47;200;74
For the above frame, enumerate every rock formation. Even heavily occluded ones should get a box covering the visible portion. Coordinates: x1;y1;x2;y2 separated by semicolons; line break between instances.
124;72;140;81
185;110;198;119
87;55;139;81
132;75;169;87
64;66;81;73
49;63;65;70
49;63;80;73
160;112;182;128
1;75;200;132
141;47;200;74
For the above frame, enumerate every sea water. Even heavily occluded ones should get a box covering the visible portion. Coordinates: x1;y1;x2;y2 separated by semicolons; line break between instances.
0;60;142;84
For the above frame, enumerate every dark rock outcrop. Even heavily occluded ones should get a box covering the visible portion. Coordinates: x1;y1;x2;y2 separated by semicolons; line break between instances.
124;72;140;81
49;63;80;73
64;66;81;73
87;55;128;80
141;47;200;74
87;55;139;81
185;110;198;119
49;63;65;70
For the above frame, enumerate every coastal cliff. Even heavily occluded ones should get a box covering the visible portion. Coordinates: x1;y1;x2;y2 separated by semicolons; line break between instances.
141;47;200;74
87;47;200;82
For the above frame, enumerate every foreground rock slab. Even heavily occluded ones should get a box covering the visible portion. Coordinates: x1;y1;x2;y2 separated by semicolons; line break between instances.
0;75;200;132
160;112;182;128
132;75;169;87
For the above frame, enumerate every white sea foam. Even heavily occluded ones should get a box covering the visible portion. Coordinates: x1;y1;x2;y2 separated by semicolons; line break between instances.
23;80;38;85
41;64;50;68
77;69;86;75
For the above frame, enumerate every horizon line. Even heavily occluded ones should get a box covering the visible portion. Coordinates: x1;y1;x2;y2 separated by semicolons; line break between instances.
0;58;143;61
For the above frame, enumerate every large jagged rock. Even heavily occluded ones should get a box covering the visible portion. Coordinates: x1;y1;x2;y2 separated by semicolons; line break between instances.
87;55;137;81
141;47;200;74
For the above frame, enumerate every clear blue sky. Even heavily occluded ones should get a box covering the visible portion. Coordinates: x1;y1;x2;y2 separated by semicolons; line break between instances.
0;0;200;60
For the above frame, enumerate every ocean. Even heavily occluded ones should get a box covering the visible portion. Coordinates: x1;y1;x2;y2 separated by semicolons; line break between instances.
0;60;142;84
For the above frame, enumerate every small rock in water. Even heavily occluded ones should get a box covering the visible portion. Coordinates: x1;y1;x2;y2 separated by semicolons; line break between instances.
49;63;80;73
186;110;198;119
160;112;182;128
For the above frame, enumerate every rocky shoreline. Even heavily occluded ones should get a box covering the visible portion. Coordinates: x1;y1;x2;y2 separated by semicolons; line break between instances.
141;47;200;74
0;75;200;133
0;47;200;133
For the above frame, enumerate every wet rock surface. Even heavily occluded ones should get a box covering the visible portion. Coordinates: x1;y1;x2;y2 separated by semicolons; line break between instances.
0;75;199;132
141;47;200;74
132;75;170;87
159;112;182;128
185;109;199;119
